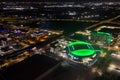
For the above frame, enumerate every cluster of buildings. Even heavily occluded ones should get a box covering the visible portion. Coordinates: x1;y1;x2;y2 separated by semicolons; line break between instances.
0;25;63;58
42;32;102;67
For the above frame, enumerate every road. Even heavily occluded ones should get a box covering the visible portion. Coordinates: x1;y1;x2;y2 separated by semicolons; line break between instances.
37;18;99;23
86;15;120;30
53;64;98;80
107;52;120;76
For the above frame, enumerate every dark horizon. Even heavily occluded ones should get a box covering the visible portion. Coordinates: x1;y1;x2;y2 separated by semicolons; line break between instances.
0;0;119;2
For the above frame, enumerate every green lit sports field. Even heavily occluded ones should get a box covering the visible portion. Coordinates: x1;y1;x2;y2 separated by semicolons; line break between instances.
68;41;101;57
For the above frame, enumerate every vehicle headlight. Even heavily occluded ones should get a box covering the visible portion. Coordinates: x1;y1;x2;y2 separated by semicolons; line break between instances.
82;57;92;63
92;54;97;58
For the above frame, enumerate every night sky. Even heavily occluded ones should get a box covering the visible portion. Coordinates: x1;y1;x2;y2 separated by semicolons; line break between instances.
0;0;119;2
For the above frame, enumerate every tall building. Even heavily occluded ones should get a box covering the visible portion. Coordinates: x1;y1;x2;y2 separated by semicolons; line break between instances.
90;31;112;45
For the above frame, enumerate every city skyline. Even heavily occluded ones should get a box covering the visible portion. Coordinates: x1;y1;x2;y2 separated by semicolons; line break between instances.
0;1;119;80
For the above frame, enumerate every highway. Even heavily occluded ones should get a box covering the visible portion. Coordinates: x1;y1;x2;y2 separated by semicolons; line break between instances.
37;18;99;23
0;16;99;24
95;25;120;31
86;15;120;30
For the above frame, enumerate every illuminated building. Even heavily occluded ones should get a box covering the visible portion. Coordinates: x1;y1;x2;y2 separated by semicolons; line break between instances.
90;31;112;45
66;41;101;66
